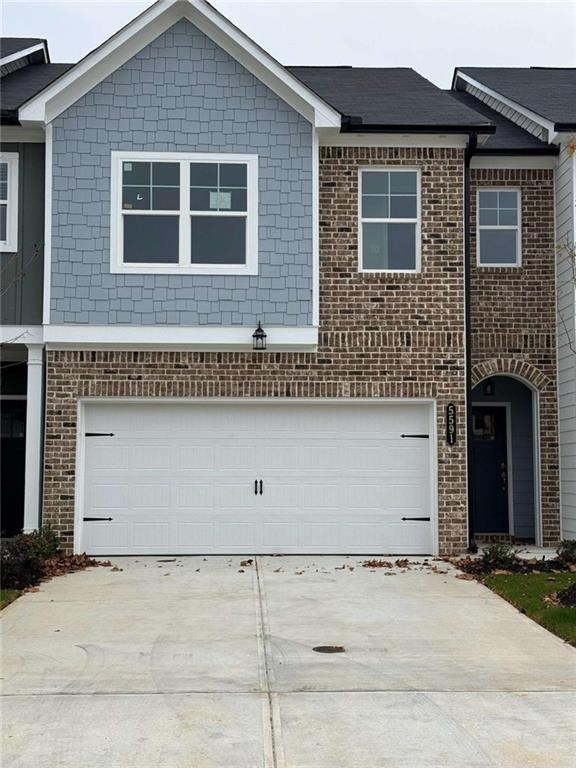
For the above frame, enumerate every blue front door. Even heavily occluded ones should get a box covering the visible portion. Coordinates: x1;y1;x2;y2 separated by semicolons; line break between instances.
471;406;509;534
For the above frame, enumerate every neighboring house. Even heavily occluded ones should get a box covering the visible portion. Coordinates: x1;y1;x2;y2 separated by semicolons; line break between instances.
452;68;576;540
0;0;567;555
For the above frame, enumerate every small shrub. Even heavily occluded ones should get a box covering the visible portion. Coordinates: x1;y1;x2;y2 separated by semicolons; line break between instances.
557;540;576;565
0;528;60;591
480;542;519;572
556;581;576;608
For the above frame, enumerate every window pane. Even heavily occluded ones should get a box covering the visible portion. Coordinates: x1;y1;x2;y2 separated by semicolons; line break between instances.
498;209;517;226
190;216;246;264
152;162;179;186
0;203;6;242
219;164;247;188
390;195;417;218
389;171;417;195
123;161;150;186
123;215;179;263
479;229;517;265
499;191;518;209
190;163;218;187
0;163;7;201
479;190;497;208
122;187;150;210
362;171;388;195
190;187;213;211
362;222;416;270
362;195;388;218
221;188;247;212
479;208;498;225
152;187;179;210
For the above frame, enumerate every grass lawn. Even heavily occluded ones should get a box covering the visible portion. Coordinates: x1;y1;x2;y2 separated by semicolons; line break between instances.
485;572;576;646
0;589;20;610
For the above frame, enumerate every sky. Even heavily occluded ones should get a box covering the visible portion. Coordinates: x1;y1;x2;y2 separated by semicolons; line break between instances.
1;0;575;88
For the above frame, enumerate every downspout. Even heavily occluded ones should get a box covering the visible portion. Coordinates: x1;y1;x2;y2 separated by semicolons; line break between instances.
464;132;478;552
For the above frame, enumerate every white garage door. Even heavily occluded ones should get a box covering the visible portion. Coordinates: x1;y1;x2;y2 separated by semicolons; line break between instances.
80;402;434;555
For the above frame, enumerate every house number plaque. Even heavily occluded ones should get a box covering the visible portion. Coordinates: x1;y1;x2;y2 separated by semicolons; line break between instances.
446;403;457;445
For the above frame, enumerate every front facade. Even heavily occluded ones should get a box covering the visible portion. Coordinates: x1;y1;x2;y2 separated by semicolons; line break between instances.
0;0;569;555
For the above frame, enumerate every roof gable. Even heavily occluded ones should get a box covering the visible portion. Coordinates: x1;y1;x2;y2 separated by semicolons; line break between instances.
18;0;341;128
455;67;576;131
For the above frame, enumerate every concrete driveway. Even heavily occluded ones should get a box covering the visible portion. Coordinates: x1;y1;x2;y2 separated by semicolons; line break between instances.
2;556;575;767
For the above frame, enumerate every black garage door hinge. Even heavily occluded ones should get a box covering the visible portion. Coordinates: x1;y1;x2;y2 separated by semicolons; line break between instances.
401;517;431;522
85;432;115;437
400;434;429;439
83;517;113;522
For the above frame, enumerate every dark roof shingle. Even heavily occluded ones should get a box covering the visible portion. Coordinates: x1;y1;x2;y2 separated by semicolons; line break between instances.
288;66;494;132
457;67;576;129
1;63;74;124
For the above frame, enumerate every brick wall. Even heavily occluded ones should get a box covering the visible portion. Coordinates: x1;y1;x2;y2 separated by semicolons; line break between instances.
470;168;560;545
44;146;470;555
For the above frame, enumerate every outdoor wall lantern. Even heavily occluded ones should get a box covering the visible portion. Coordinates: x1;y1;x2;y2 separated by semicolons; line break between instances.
482;379;495;397
252;321;267;351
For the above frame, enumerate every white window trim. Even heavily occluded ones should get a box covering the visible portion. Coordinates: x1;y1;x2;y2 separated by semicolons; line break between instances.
477;187;522;268
110;150;258;275
358;166;422;274
0;152;19;253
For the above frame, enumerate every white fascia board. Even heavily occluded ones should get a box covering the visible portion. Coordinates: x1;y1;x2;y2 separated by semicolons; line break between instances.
553;131;576;146
318;131;469;148
0;43;47;67
455;72;556;141
0;326;44;344
471;155;557;170
18;0;340;129
43;325;318;350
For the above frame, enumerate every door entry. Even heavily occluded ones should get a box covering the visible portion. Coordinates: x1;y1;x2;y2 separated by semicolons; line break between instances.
471;405;509;534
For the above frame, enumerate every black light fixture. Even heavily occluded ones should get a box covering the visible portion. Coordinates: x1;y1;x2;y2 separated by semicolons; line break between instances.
252;321;267;351
482;379;495;397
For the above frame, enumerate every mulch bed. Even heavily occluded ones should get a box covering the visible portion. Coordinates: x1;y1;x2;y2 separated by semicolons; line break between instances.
449;555;576;577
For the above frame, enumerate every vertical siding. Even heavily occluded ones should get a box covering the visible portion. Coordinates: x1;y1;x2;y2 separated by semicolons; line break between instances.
0;142;45;326
556;143;576;538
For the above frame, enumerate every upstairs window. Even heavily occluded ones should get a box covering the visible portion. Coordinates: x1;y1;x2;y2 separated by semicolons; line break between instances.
477;189;521;266
359;168;420;272
0;153;19;252
111;152;258;275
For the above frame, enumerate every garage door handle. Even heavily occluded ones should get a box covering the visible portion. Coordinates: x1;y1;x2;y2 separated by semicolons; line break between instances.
259;480;263;495
83;517;113;522
401;517;430;522
400;434;429;439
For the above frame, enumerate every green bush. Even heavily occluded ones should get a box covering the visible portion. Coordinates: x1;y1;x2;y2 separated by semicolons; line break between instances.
0;528;60;591
557;540;576;565
480;542;519;572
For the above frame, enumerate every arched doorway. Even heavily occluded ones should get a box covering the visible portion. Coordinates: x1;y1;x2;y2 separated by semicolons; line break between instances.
471;375;539;544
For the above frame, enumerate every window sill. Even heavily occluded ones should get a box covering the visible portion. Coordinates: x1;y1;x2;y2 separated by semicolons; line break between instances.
110;263;258;276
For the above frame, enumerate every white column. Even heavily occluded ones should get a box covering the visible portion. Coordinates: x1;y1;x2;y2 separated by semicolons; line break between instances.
23;344;44;533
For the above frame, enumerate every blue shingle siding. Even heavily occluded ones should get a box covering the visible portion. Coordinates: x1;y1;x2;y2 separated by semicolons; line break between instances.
50;19;313;326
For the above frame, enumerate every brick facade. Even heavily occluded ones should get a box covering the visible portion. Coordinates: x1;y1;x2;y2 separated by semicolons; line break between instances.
470;168;560;545
41;154;560;554
44;146;470;555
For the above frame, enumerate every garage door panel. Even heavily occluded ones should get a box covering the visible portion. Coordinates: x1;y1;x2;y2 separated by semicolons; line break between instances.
131;484;170;509
89;483;130;509
81;402;434;555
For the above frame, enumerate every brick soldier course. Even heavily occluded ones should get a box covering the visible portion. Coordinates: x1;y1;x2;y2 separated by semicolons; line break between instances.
43;151;560;554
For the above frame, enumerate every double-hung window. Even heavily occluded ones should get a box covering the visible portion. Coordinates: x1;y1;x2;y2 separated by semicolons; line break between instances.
112;151;258;274
477;189;521;266
0;153;19;252
359;168;420;272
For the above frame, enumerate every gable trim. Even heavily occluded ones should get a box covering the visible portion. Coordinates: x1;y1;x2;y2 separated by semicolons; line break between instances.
454;71;557;141
18;0;341;128
0;42;48;67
